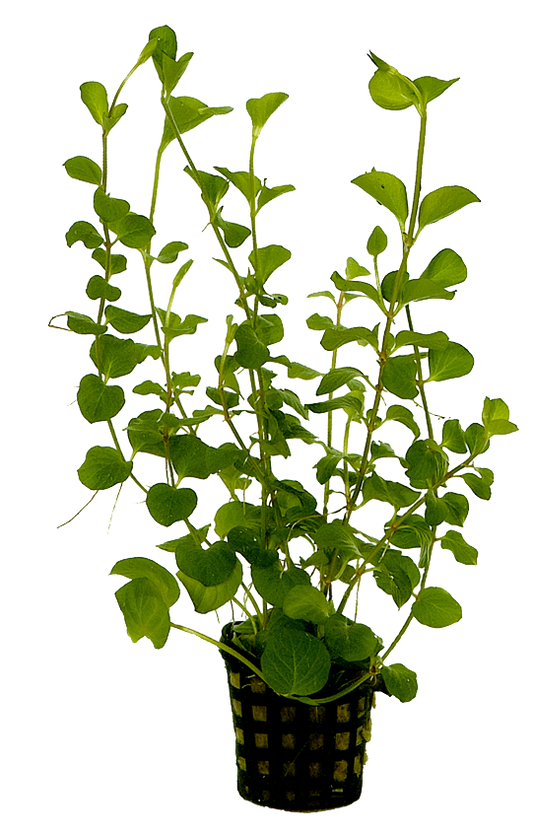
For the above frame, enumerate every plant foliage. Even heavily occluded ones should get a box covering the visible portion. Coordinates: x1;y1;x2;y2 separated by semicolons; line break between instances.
55;28;517;705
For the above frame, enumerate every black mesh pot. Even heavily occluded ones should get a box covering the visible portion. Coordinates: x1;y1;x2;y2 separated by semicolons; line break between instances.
220;623;375;812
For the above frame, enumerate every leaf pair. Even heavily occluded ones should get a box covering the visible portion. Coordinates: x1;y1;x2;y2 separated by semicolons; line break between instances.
367;51;458;113
353;168;479;234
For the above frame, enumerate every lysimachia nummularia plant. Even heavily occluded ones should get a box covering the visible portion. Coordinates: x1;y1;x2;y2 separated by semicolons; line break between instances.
54;25;517;705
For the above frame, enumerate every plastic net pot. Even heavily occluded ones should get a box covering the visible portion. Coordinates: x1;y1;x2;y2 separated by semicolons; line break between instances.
220;623;375;812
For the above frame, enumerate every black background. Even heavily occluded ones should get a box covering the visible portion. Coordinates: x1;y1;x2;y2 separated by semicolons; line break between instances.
42;11;527;824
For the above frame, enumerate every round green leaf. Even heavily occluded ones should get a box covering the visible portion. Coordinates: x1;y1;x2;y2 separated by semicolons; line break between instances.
367;53;420;111
382;355;418;399
324;614;379;662
80;81;109;126
93;188;130;222
283;585;330;625
111;557;180;607
176;540;237;587
109;213;156;249
413;587;462;628
261;628;331;696
115;578;170;649
146;483;197;526
78;446;133;490
64;156;102;185
381;663;418;702
66;221;103;249
77;374;125;423
428;342;474;382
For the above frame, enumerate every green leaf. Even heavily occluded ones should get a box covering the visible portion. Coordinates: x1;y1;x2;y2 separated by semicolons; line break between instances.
66;221;103;249
126;409;166;456
316;367;365;396
109;212;156;250
402;279;455;303
77;374;125;423
64;156;102;185
428;342;474;382
158;311;207;342
414;75;459;105
441;419;468;453
367;225;388;256
382;355;418;399
320;326;377;351
235;321;269;368
105;306;151;334
78;446;132;490
261;628;331;696
257;182;295;211
345;257;371;279
464;423;489;456
249;244;291;285
93;188;130;223
286;360;322;380
307;392;364;415
115;578;170;649
214;501;266;538
405;439;448;488
394;331;449;351
283;585;330;625
314;520;360;556
214;209;251;248
374;551;420;609
164;96;232;140
307;312;334;331
324;614;380;662
169;435;242;481
149;25;177;83
86;275;121;302
111;557;180;607
65;311;107;335
482;397;518;436
161;51;193;95
390;514;433;552
425;490;469;527
368;53;420;111
178;561;242;613
246;92;289;138
413;587;462;628
104;101;130;135
146;483;197;526
90;335;143;379
80;81;108;126
381;663;418;702
227;527;268;566
363;472;420;510
420;248;467;288
440;530;478;565
331;273;381;305
352;168;408;227
385;405;420;439
251;563;310;607
213;166;261;203
418;186;480;232
92;248;127;275
156;241;189;263
176;539;238;587
460;470;492;500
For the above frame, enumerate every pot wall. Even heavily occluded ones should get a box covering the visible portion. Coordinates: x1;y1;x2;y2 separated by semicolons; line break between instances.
220;623;375;812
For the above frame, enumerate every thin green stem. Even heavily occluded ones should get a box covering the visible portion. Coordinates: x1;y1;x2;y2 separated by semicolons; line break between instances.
406;304;433;439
